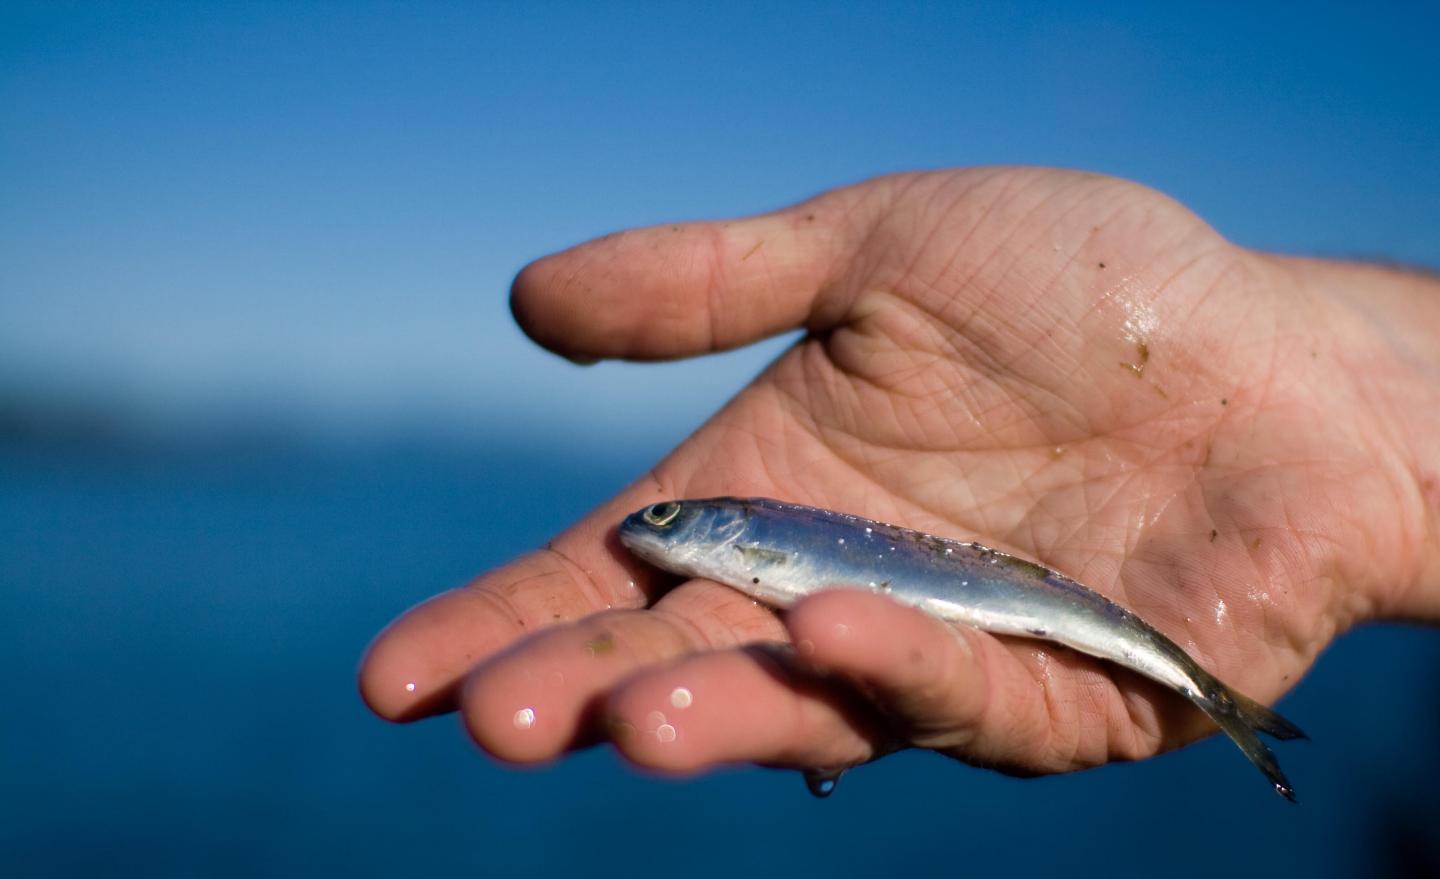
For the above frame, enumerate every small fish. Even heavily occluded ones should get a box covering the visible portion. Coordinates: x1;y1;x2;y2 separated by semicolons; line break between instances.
619;497;1305;801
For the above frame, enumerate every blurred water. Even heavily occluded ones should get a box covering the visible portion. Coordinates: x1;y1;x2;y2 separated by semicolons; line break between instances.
1;438;1436;878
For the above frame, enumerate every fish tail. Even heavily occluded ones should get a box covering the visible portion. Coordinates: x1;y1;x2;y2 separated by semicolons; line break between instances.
1192;676;1303;803
1230;689;1308;741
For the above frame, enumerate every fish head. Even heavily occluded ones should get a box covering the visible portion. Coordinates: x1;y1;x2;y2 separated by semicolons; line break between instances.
618;499;748;579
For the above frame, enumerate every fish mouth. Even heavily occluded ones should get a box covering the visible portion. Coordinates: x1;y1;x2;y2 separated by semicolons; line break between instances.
617;514;669;565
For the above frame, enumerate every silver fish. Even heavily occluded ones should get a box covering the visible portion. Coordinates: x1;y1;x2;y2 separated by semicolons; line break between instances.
619;497;1305;801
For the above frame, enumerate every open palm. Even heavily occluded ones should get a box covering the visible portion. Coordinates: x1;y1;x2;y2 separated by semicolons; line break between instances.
361;167;1432;786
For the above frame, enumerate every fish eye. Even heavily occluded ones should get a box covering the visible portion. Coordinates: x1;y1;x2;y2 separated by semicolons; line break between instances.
642;502;682;527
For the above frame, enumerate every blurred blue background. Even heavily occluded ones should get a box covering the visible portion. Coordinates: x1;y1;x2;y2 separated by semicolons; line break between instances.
2;2;1437;876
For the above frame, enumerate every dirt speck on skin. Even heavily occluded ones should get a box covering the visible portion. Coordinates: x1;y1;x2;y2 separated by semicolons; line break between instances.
1098;261;1106;269
1210;529;1219;542
741;240;764;261
585;632;616;657
1419;476;1438;509
1121;340;1150;377
1251;537;1263;550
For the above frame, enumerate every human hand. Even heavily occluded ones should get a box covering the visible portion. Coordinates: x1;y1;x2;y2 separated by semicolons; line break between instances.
360;168;1440;784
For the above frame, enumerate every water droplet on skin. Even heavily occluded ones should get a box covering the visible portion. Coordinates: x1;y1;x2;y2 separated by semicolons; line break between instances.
656;724;677;743
670;687;693;709
404;682;416;693
646;710;667;728
1034;650;1052;682
513;708;536;730
1215;598;1229;625
803;768;844;798
1122;296;1159;343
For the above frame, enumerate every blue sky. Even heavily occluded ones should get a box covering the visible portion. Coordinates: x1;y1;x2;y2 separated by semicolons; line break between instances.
3;1;1437;443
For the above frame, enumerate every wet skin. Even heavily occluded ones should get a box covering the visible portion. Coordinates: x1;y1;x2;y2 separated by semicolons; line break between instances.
359;168;1440;785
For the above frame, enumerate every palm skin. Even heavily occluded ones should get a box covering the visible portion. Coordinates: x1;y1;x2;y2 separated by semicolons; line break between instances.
360;167;1438;785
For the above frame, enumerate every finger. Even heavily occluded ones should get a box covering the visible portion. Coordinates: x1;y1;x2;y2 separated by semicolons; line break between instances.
459;580;784;763
359;478;672;722
784;590;1164;772
510;183;875;361
605;644;882;774
784;590;1023;756
601;590;1003;776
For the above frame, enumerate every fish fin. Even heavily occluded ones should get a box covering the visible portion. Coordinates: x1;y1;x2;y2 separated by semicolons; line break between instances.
1194;685;1301;803
1230;690;1308;741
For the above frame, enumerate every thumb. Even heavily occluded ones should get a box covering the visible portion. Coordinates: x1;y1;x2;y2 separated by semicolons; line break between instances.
509;183;874;361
